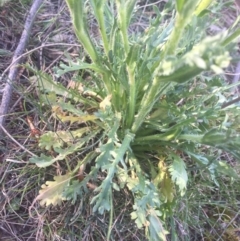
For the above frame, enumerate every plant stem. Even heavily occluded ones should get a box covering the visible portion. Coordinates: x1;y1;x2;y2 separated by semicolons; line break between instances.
107;190;113;241
66;0;99;63
178;134;203;142
91;0;110;56
126;65;136;128
131;79;170;133
162;1;198;58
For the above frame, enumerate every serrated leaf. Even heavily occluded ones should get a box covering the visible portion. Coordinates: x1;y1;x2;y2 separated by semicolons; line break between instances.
54;102;85;116
32;132;97;167
131;209;146;229
214;161;239;179
39;128;90;150
36;173;71;206
187;152;209;166
32;72;95;106
52;104;98;124
62;180;84;203
32;73;69;98
39;132;65;150
55;61;106;77
91;131;134;214
59;114;97;124
202;129;227;145
130;211;138;220
169;154;188;196
39;91;57;105
153;158;175;203
147;209;167;241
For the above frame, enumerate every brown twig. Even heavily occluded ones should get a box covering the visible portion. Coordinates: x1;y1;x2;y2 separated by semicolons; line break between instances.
221;96;240;108
0;0;44;135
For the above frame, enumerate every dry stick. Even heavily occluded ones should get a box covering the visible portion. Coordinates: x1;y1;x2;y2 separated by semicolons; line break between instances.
221;96;240;108
221;61;240;108
0;0;44;135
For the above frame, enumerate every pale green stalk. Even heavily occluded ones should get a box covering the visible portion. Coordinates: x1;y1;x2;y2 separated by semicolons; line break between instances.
65;0;98;63
90;0;110;55
66;0;114;95
222;28;240;47
163;1;199;57
106;190;113;241
178;134;203;142
115;0;137;128
126;64;136;128
131;79;170;133
115;0;137;55
163;13;187;56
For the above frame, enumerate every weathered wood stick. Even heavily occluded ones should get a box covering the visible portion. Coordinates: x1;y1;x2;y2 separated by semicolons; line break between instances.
0;0;44;135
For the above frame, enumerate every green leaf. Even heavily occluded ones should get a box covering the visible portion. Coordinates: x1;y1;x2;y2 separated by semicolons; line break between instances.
29;154;53;168
31;71;97;106
39;128;90;150
36;173;71;206
214;160;239;179
31;132;98;167
153;159;175;203
62;180;84;203
92;131;134;214
187;152;208;164
147;208;167;241
195;0;215;16
65;0;99;62
55;61;107;77
169;154;188;196
202;129;228;145
135;128;182;143
222;28;240;47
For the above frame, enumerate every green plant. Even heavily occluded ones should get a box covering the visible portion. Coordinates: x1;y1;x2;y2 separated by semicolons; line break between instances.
29;0;240;240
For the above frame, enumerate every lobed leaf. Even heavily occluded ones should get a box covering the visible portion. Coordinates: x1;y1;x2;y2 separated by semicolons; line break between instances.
38;128;90;151
169;153;188;196
147;208;168;241
36;173;71;206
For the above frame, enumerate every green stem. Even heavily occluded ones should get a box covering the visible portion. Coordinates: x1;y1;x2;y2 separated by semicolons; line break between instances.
102;71;112;96
178;134;203;142
131;78;170;133
107;190;113;241
66;0;99;63
90;0;110;55
72;151;98;175
126;65;136;128
221;28;240;47
162;13;186;57
116;0;136;56
162;0;199;58
121;27;130;55
98;11;110;55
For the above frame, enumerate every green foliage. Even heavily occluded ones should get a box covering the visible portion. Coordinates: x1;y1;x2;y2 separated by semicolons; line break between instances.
30;0;240;240
169;154;188;196
36;173;71;206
